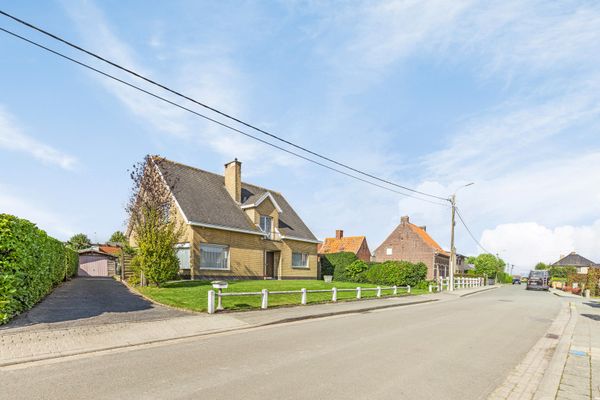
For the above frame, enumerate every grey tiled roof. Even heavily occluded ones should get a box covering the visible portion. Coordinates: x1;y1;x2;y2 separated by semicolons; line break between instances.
552;252;598;267
156;159;318;242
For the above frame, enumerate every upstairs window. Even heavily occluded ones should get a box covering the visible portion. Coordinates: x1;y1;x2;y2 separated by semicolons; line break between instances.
386;247;393;255
259;215;273;234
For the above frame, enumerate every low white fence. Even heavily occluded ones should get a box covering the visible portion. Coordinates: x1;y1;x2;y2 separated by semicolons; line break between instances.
207;285;411;314
428;277;484;292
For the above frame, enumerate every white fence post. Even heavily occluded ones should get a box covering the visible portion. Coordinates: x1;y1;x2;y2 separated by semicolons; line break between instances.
332;287;337;302
429;284;432;293
301;288;307;305
407;285;411;294
261;289;269;309
207;290;215;314
356;287;362;299
376;286;382;297
393;285;398;295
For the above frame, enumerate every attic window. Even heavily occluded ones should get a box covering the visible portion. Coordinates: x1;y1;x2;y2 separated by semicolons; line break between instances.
386;247;393;255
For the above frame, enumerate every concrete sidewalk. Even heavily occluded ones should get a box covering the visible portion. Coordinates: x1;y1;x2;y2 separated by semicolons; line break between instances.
0;285;496;368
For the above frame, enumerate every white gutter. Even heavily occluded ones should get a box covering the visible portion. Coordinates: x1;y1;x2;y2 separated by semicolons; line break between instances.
280;235;322;244
189;221;265;236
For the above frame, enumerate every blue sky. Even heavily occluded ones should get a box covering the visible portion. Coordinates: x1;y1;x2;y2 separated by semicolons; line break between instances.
1;0;600;274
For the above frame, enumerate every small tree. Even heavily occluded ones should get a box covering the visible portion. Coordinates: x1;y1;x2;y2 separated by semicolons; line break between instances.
471;253;506;279
67;233;91;250
109;231;127;244
535;262;549;270
126;155;184;286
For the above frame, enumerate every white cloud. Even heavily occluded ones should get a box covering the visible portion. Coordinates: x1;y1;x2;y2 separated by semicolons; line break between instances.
0;106;77;169
480;220;600;274
63;0;269;163
0;183;76;239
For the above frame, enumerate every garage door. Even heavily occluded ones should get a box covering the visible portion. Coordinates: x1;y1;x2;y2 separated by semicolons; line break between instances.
79;255;109;277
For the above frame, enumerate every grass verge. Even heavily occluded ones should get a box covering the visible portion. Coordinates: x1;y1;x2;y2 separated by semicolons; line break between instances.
137;280;428;312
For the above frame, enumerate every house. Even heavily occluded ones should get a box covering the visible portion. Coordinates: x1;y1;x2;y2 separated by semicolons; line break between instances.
78;247;118;277
318;230;371;262
373;215;455;280
129;157;320;280
552;252;599;274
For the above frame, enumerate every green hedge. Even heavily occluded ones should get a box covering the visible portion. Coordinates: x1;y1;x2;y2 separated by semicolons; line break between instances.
0;214;78;324
320;252;358;280
364;261;428;287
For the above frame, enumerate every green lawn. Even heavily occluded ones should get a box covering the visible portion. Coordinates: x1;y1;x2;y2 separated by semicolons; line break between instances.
137;280;428;312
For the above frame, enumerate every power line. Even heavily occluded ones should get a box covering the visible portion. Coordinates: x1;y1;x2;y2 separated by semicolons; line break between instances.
0;9;449;203
454;206;492;254
0;25;449;207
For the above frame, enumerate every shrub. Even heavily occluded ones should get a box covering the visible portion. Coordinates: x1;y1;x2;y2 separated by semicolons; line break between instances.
364;261;427;287
320;252;358;281
0;214;78;324
344;260;369;282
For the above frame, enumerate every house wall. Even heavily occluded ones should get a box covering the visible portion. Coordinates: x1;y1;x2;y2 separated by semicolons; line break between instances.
190;225;318;279
373;224;437;279
356;240;372;262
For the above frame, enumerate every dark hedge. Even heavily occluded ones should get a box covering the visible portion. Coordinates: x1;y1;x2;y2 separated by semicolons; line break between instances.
0;214;78;324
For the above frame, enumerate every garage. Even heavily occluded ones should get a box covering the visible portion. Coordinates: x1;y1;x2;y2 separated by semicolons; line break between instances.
78;249;117;277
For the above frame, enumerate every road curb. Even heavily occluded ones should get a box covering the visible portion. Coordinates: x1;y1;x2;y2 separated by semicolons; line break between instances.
532;302;577;400
459;285;500;297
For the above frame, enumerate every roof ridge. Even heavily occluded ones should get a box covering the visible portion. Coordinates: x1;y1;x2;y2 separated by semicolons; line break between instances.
159;157;282;195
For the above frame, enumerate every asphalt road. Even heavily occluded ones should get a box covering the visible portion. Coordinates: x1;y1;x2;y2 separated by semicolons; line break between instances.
1;285;563;400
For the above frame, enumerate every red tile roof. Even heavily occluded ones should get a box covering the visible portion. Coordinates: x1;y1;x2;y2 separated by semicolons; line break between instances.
407;224;450;256
318;236;366;255
99;245;121;256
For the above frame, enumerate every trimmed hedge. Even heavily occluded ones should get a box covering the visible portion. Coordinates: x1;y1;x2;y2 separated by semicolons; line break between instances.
320;252;358;280
0;214;78;324
364;261;428;287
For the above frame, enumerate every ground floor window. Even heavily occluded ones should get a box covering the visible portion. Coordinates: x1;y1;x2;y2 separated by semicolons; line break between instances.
199;244;229;270
175;243;190;270
292;252;309;268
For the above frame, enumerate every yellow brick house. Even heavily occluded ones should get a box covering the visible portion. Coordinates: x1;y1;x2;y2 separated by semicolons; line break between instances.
137;158;320;280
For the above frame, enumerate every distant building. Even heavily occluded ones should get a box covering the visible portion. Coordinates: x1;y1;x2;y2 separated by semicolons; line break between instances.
318;230;371;262
552;252;599;274
373;216;461;280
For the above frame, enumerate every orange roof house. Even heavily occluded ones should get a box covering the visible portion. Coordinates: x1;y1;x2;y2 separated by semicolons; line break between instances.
318;230;371;262
373;216;460;280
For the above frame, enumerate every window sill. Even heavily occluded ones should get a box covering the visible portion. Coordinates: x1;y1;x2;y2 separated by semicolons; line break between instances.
291;266;310;269
198;267;231;271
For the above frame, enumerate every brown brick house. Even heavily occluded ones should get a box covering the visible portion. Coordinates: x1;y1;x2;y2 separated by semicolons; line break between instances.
373;216;453;280
318;230;371;262
128;157;320;280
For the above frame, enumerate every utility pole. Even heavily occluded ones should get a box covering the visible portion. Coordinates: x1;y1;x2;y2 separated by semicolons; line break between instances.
449;194;456;291
448;182;474;292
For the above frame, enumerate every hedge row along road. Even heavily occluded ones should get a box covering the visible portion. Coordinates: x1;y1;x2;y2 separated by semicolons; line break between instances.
0;214;78;324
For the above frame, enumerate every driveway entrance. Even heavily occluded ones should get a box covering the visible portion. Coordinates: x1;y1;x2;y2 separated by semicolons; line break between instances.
3;277;189;330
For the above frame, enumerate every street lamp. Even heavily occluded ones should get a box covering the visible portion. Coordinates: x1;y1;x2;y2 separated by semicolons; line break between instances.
448;182;474;291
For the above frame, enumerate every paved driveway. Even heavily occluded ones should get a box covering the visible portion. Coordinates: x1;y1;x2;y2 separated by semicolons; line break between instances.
3;278;189;331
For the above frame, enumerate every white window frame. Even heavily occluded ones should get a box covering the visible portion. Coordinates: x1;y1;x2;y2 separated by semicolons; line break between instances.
259;215;273;234
292;252;309;269
386;247;393;255
199;243;230;271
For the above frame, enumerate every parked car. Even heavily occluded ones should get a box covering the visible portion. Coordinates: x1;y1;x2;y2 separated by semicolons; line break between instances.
526;270;549;291
512;277;521;285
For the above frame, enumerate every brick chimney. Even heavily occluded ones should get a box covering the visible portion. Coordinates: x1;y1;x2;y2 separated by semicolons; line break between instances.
224;159;241;203
419;225;426;232
401;215;409;224
335;230;343;239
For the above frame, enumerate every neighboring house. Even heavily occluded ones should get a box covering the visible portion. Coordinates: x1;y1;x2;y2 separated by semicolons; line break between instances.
318;230;371;262
373;215;453;280
128;158;320;280
78;248;118;277
552;252;599;274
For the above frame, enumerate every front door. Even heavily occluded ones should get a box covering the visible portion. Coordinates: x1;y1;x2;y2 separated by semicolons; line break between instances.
265;252;275;278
